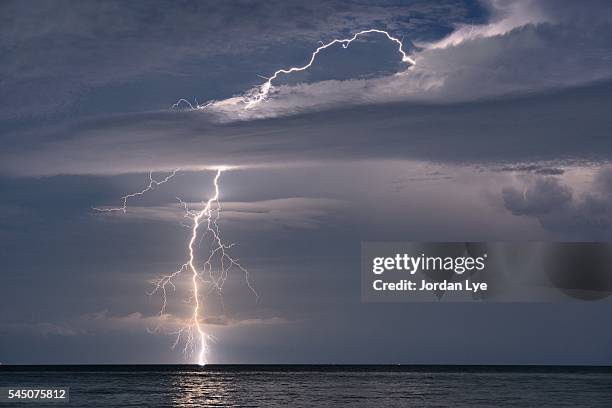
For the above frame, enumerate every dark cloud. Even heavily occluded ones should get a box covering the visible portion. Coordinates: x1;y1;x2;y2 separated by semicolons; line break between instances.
3;79;612;176
0;0;474;121
202;1;612;119
534;168;565;176
3;0;612;178
502;168;612;239
502;177;572;216
498;164;565;175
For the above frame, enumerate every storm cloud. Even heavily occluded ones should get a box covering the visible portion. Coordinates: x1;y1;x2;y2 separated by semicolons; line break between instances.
502;168;612;239
3;0;612;177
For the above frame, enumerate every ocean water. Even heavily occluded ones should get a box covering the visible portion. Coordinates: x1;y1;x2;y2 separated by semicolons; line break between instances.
1;365;611;407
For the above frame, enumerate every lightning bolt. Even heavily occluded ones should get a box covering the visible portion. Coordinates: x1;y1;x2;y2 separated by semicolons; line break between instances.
92;169;178;213
95;168;256;365
184;168;222;365
96;28;413;365
174;29;415;111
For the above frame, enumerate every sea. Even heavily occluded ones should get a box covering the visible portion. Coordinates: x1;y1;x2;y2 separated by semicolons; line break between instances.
1;365;611;407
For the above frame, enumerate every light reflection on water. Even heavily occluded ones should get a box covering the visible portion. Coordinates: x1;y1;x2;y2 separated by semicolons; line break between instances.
170;371;235;407
1;366;612;407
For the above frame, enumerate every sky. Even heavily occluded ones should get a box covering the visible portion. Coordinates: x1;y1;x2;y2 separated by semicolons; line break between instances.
1;0;612;364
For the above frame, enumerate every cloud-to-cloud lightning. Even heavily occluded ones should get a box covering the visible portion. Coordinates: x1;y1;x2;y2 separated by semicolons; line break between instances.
173;29;415;111
242;29;415;108
93;170;178;213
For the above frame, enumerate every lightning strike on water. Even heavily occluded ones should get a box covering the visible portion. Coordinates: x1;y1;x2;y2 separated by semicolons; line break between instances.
95;168;256;365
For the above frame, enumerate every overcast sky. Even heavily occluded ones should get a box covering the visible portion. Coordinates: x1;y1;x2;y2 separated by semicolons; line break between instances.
2;0;612;364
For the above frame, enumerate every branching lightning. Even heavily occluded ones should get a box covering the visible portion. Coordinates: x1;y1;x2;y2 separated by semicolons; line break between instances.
95;168;256;366
93;170;178;213
96;28;413;365
174;29;415;111
243;29;415;108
